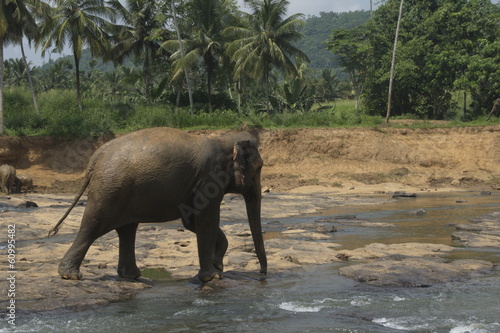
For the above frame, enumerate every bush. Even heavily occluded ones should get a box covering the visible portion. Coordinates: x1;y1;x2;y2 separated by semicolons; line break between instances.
3;88;41;134
39;90;85;136
1;89;384;137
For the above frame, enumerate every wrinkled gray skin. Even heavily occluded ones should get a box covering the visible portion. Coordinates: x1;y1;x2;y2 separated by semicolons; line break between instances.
49;127;267;283
0;164;16;195
14;175;34;193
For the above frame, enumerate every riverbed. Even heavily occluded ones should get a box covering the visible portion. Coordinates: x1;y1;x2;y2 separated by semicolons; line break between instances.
2;191;500;332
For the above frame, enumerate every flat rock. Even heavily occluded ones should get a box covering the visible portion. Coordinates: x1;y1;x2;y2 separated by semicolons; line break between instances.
0;261;153;312
339;258;494;287
452;211;500;247
334;242;453;261
452;232;500;248
315;217;395;228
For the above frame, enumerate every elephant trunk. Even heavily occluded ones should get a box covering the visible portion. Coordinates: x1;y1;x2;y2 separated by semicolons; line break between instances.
244;173;267;275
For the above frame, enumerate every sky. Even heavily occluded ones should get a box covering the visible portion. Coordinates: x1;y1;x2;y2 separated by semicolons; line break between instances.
236;0;377;16
4;0;377;67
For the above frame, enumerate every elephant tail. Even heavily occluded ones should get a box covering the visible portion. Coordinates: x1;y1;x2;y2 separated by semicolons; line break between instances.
48;174;91;238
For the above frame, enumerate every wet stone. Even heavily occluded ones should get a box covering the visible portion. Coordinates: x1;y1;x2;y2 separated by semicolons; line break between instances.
339;258;494;287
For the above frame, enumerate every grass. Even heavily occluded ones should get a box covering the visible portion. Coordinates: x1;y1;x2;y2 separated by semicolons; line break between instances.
3;87;499;138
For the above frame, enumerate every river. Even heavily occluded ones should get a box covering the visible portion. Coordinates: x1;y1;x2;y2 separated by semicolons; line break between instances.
3;192;500;332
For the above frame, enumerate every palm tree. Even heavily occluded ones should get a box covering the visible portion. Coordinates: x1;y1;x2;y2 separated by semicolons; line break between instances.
225;0;309;113
39;58;73;90
1;0;39;133
3;58;28;86
169;0;194;112
107;0;166;102
162;0;234;112
0;2;10;134
23;0;56;116
1;0;40;115
38;0;115;111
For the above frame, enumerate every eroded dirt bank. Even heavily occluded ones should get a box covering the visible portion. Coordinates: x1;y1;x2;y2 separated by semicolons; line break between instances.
1;125;500;193
0;126;499;313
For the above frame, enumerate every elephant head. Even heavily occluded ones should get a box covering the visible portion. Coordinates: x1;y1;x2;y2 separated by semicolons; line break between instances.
230;137;267;275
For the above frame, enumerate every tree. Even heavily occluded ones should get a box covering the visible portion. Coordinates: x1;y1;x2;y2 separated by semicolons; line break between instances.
363;0;500;120
38;58;73;90
1;0;39;133
168;0;194;111
162;0;236;112
316;69;340;102
4;58;30;86
107;0;166;101
327;26;372;111
5;0;44;117
449;1;500;117
38;0;115;111
225;0;309;113
0;3;8;134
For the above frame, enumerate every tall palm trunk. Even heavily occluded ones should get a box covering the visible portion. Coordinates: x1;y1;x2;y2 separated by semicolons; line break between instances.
74;52;83;112
171;0;194;113
0;39;4;135
207;69;213;113
385;0;404;124
143;47;151;101
21;41;40;116
205;54;215;113
264;71;270;114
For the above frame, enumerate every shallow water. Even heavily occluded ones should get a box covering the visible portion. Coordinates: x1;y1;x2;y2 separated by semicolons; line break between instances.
6;267;500;332
321;191;500;262
3;191;500;333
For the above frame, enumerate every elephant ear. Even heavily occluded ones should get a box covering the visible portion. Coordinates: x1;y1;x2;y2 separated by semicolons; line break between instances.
233;140;251;187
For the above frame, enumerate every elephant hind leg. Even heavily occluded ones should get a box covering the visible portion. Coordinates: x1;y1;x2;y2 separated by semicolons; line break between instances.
2;181;9;195
116;223;141;279
58;222;109;280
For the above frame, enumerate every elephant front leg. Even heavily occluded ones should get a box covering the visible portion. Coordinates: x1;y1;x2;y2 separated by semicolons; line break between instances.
195;207;223;282
116;223;141;279
214;228;228;272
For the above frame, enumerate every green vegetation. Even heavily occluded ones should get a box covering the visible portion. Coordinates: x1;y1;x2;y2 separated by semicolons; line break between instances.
328;0;500;120
4;86;498;137
1;87;382;136
1;0;499;137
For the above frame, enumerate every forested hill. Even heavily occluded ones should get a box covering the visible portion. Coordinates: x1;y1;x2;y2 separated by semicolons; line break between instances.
297;10;371;69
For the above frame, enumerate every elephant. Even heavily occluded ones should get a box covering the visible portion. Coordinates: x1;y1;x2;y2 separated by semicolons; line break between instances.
0;164;16;195
48;127;267;283
14;175;34;193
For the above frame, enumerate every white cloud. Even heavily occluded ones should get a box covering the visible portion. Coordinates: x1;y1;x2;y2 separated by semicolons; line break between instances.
237;0;376;16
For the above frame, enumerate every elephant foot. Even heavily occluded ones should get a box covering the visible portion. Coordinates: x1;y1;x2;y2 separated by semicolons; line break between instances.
198;267;223;283
58;264;83;280
117;265;141;280
213;261;224;273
